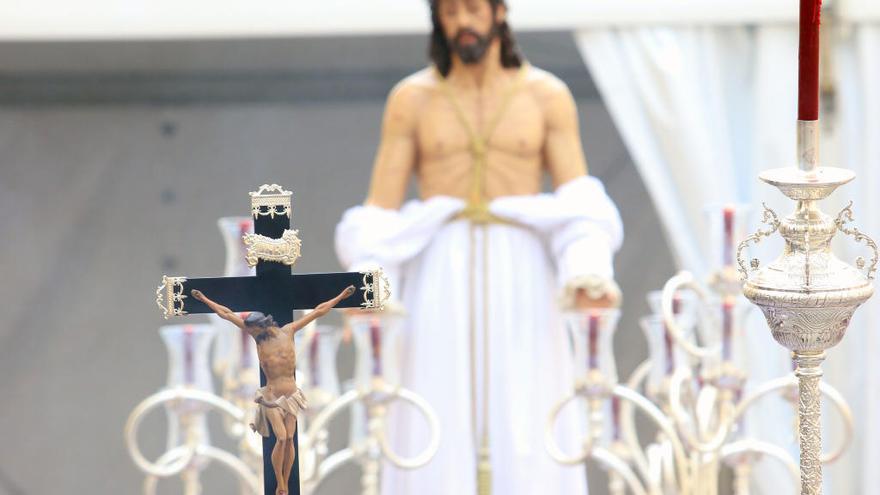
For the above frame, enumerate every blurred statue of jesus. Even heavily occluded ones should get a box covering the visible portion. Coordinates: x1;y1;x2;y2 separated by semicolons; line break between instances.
336;1;623;493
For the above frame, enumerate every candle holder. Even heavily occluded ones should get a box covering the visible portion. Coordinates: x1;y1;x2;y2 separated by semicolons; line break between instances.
209;217;264;480
300;312;440;495
639;312;693;404
546;202;857;495
295;324;344;411
127;217;264;495
125;323;261;495
293;323;343;484
737;156;876;494
547;309;623;455
546;307;691;495
211;217;260;410
159;324;216;447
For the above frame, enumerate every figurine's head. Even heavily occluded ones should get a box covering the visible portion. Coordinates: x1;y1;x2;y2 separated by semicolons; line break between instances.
429;0;523;77
244;312;277;340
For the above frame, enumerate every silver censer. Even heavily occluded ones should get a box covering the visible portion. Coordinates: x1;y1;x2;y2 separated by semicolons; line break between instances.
737;120;878;494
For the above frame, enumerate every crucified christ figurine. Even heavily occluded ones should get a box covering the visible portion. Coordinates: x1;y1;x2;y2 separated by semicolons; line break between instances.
191;285;355;495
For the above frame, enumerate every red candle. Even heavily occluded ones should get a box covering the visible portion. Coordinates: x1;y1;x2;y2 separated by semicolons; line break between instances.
663;327;675;375
723;206;735;267
663;295;682;375
611;396;622;441
798;0;823;120
370;318;382;377
587;313;600;370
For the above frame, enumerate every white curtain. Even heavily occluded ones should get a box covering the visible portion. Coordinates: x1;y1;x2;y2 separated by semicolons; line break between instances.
832;24;880;495
574;26;809;493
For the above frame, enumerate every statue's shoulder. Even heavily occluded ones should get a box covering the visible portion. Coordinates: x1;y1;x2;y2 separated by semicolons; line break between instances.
380;68;436;121
389;68;438;101
523;65;571;101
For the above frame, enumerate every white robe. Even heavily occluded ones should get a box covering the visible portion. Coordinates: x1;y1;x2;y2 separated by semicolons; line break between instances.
335;176;623;495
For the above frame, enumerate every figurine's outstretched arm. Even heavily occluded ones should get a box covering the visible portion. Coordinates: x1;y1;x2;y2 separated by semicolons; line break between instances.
191;289;246;329
285;286;356;335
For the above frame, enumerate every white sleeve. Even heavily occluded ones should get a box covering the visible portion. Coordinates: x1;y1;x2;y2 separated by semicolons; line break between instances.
334;197;464;306
335;205;404;298
550;176;624;305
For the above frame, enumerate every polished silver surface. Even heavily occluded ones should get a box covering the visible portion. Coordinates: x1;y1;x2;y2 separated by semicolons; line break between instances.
759;166;854;201
741;173;873;354
797;120;820;173
740;136;875;493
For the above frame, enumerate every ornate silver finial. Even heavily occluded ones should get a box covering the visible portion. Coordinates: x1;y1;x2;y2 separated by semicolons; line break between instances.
243;229;302;267
156;276;188;319
249;184;293;218
360;269;391;311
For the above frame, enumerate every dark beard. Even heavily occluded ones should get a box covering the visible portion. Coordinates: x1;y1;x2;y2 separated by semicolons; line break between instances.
252;327;274;343
451;24;497;65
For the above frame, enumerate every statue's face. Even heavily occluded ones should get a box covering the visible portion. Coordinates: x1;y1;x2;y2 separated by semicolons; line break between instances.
436;0;503;65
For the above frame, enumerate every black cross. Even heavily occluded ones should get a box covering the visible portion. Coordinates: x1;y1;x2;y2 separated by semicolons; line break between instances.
157;185;384;495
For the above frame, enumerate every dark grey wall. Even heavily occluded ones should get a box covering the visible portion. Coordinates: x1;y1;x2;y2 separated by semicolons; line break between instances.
0;33;674;495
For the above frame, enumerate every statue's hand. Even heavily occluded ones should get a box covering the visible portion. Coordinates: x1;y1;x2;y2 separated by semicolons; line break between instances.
191;289;205;301
561;275;622;311
574;288;618;309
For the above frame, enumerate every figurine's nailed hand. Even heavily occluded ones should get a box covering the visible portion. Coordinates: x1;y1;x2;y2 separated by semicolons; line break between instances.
314;285;357;316
191;289;205;301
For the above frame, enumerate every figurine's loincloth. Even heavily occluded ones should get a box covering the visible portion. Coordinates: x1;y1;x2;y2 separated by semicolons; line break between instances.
250;386;308;438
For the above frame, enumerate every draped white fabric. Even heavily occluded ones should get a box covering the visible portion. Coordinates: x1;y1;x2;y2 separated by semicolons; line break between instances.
335;177;623;495
574;27;811;493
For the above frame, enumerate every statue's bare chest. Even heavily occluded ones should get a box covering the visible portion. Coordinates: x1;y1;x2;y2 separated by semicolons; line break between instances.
255;333;296;375
416;90;545;160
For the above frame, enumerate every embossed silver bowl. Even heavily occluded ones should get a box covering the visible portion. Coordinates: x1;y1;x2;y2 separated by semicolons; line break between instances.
738;166;877;353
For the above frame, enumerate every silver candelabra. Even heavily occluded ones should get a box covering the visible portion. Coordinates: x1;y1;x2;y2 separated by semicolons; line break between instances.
546;203;856;495
300;312;440;495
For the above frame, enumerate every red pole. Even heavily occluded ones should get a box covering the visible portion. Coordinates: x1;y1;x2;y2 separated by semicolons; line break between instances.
798;0;822;121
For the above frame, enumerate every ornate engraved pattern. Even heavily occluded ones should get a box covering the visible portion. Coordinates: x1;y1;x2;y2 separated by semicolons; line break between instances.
774;181;847;201
835;202;879;281
360;270;391;311
249;183;292;218
741;197;874;354
242;229;302;267
156;275;188;319
762;307;854;353
759;165;854;200
795;352;826;495
736;203;780;278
